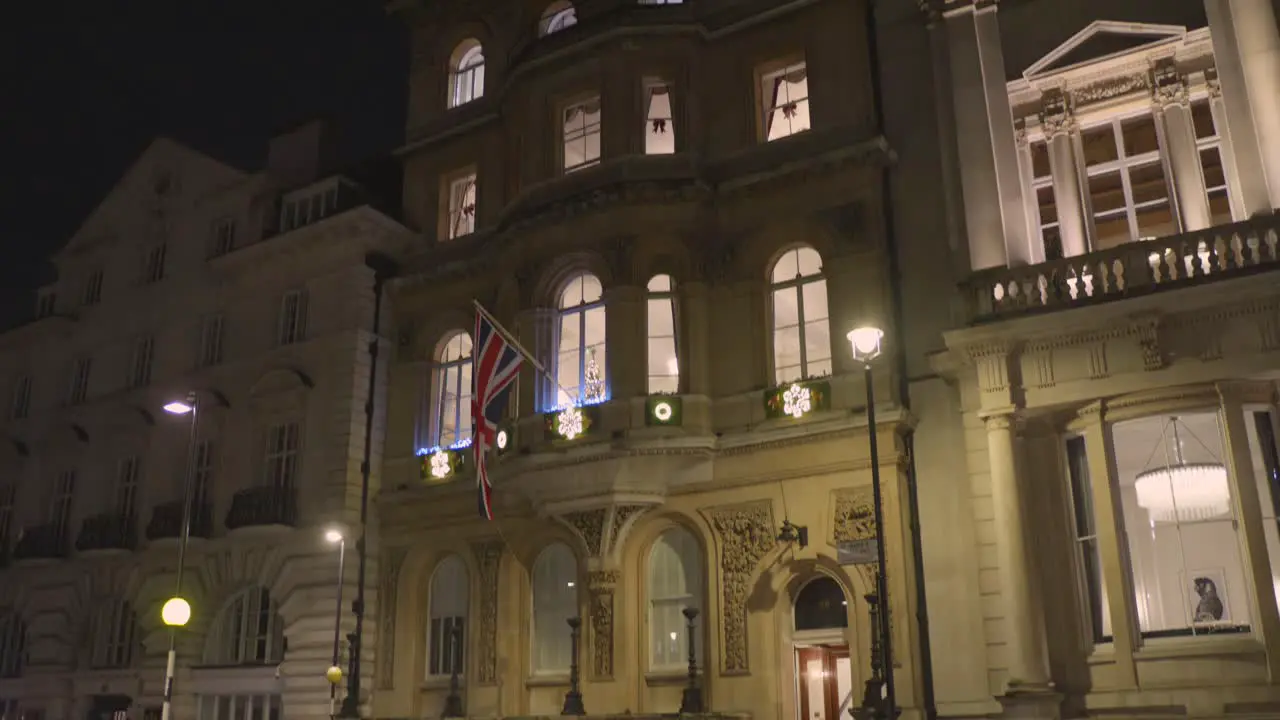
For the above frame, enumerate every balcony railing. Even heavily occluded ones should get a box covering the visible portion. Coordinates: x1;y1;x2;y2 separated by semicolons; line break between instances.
963;215;1280;323
145;500;213;542
12;523;68;561
75;513;137;553
225;485;297;531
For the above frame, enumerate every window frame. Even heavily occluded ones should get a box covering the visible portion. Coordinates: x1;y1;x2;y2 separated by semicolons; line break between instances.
554;273;607;408
427;554;470;679
143;244;167;284
0;484;14;551
116;456;141;520
50;470;75;542
531;542;579;674
210;218;237;258
276;290;308;346
539;1;577;35
768;246;832;384
645;275;679;394
82;269;104;305
1062;434;1110;645
643;79;676;155
444;171;478;240
90;599;137;669
758;58;811;143
1077;111;1175;249
433;332;474;449
448;42;486;109
195;694;282;720
646;525;704;672
561;95;603;173
204;587;284;666
69;356;91;405
264;423;300;491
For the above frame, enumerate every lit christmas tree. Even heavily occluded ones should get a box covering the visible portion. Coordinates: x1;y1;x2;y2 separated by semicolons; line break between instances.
583;348;604;403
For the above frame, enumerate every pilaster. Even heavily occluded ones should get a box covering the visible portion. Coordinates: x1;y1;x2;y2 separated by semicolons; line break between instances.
1040;90;1088;258
1153;62;1212;233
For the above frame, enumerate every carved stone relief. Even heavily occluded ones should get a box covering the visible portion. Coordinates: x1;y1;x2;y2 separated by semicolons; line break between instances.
1130;316;1165;370
703;500;777;674
563;509;608;555
377;547;408;689
587;569;621;679
1073;73;1150;106
1039;89;1074;137
831;487;896;665
1151;60;1189;107
470;540;503;684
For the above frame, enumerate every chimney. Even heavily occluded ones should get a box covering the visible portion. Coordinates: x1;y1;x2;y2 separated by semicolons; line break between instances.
266;120;336;187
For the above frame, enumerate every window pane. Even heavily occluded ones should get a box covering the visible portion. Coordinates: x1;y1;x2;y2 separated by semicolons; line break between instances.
801;279;828;322
773;287;799;330
1031;141;1051;180
1081;125;1119;166
1135;203;1176;241
1088;171;1126;214
1122;115;1160;157
1065;437;1111;642
1113;413;1250;637
1191;100;1217;140
647;298;675;337
1036;185;1058;226
532;543;577;672
645;83;676;155
648;528;702;669
773;326;802;384
1129;163;1169;205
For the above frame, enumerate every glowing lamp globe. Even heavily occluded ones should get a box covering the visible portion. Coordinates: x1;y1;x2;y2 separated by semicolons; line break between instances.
326;665;344;685
161;597;192;627
847;327;884;363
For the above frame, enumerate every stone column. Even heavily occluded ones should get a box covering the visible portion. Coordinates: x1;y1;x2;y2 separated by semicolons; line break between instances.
1154;63;1212;232
1205;0;1277;214
945;4;1009;270
680;281;711;395
1209;80;1248;222
604;285;644;401
1041;91;1088;257
982;411;1052;691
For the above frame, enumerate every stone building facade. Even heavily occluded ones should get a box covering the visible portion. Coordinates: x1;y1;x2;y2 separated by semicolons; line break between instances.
906;0;1280;718
0;127;411;720
375;0;921;719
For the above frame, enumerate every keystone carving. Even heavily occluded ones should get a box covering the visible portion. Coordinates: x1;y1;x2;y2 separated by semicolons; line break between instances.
702;500;777;674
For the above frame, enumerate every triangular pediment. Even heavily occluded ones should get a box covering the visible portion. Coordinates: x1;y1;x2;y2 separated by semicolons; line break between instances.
1024;20;1187;80
57;137;248;260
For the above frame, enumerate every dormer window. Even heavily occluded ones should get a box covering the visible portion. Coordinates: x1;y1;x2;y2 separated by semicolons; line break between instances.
539;1;577;35
448;41;485;108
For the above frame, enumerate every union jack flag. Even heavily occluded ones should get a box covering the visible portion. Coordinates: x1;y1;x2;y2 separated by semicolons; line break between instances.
471;309;523;520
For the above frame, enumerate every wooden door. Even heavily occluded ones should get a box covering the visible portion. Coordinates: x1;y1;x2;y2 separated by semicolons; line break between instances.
796;645;852;720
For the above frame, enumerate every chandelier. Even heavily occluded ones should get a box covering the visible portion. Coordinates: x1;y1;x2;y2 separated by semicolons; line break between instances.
1133;416;1230;523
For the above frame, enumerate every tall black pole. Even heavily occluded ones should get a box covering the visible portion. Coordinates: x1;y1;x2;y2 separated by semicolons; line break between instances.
678;607;703;714
865;362;895;715
330;538;346;719
161;392;199;720
341;254;396;718
561;617;585;715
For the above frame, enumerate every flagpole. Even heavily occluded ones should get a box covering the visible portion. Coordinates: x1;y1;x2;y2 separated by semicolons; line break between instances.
473;299;579;407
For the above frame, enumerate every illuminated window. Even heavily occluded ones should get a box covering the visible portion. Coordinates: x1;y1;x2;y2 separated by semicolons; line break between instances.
646;275;678;393
769;246;830;384
644;80;675;155
563;97;602;172
555;273;606;407
427;555;468;677
448;41;485;108
647;526;702;670
531;543;577;672
1080;114;1175;250
435;332;473;448
446;172;477;239
762;61;810;141
539;1;577;35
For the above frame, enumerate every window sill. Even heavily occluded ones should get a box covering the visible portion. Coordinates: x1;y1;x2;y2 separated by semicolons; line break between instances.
1134;635;1264;661
525;673;570;688
420;676;463;691
644;670;697;687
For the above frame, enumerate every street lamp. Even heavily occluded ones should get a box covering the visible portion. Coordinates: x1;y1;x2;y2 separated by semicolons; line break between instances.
846;327;896;719
160;391;201;720
325;528;347;720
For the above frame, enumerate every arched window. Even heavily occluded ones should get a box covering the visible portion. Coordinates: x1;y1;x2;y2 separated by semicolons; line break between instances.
0;611;25;678
794;576;848;631
539;1;577;35
428;554;469;677
647;526;703;670
448;41;485;108
435;332;473;448
646;275;679;394
204;587;285;665
555;273;607;408
769;246;830;384
90;598;138;669
531;542;578;672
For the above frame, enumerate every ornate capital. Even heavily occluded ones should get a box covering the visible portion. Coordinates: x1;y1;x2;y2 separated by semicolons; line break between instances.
1039;89;1075;138
702;500;778;674
1151;59;1189;108
981;411;1017;432
555;503;653;560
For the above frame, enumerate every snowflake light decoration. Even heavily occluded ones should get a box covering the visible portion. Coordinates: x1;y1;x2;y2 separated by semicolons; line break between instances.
429;450;452;479
782;383;811;419
557;406;585;440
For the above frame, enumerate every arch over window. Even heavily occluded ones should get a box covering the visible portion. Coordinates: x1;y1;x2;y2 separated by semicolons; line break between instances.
646;275;679;394
539;1;577;35
448;40;485;108
204;587;285;665
794;576;848;631
647;525;703;670
90;598;138;669
428;554;469;677
0;610;25;678
531;542;578;672
434;331;473;448
555;273;607;408
769;246;830;384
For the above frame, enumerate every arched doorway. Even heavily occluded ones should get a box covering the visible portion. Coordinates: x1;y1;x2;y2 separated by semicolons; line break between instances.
793;576;852;720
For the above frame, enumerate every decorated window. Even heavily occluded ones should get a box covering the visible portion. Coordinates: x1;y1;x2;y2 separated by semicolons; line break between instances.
446;172;477;239
428;554;469;677
448;41;485;108
769;246;830;384
539;1;577;35
761;60;810;141
531;542;578;672
1080;114;1175;249
563;97;602;172
204;587;284;665
646;275;678;394
435;332;474;448
555;273;607;408
0;611;24;678
644;80;675;155
90;598;137;669
648;526;702;670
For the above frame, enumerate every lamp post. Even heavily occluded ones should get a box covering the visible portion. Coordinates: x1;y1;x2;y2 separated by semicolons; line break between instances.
561;617;585;715
160;392;201;720
325;529;347;720
847;328;896;719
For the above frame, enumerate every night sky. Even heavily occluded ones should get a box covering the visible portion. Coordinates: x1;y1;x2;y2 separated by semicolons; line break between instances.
0;0;407;330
